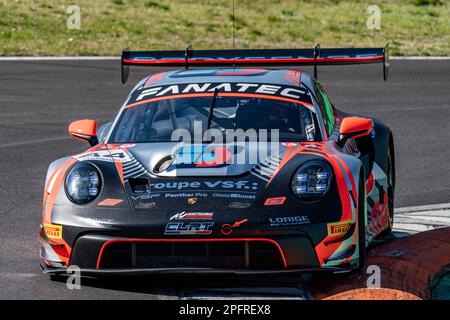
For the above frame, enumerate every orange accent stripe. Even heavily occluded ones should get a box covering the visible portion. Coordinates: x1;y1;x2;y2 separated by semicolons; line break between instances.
43;158;77;225
97;198;123;207
43;168;59;206
299;151;354;265
267;144;304;185
333;155;358;209
115;162;125;185
366;172;374;195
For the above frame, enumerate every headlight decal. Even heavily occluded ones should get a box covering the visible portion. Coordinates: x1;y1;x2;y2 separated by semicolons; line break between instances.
289;147;354;222
291;161;332;201
279;143;360;266
65;162;103;204
305;152;359;266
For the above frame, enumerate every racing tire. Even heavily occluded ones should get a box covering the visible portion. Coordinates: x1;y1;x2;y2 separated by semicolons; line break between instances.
379;144;395;236
356;171;367;271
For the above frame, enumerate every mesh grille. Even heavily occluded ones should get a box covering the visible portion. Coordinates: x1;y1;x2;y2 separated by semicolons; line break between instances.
99;240;284;270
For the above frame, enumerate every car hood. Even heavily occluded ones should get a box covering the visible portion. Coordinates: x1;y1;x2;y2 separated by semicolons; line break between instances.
126;142;283;177
104;141;339;213
107;142;295;211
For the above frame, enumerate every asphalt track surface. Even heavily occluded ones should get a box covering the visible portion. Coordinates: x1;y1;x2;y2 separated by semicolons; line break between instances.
0;59;449;299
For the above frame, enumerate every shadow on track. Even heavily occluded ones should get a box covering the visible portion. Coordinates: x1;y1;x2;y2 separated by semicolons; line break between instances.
47;273;312;299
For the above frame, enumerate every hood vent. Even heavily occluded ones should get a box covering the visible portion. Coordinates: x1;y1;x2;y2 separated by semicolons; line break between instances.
129;177;150;193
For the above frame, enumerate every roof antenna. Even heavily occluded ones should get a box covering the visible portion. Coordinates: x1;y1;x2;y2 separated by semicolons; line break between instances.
184;44;192;70
232;0;236;51
313;43;320;80
232;0;236;68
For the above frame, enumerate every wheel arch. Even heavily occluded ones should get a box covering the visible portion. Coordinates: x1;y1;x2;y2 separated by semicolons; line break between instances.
44;157;71;192
357;165;367;227
388;130;396;191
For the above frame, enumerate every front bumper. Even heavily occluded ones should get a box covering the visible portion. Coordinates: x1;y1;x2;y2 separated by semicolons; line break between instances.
41;228;359;276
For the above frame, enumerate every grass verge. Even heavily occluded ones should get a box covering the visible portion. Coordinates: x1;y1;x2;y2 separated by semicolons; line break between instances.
0;0;449;56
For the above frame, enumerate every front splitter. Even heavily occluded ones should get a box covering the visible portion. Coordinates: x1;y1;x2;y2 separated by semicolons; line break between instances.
40;264;353;277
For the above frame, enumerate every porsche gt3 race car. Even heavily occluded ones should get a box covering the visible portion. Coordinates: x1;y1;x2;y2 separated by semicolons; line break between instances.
40;45;395;276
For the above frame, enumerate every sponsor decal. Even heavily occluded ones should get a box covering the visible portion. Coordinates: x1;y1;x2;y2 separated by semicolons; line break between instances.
164;192;208;199
97;198;123;207
170;211;214;221
74;149;131;163
44;223;63;240
149;180;258;191
164;222;214;235
167;136;280;167
131;193;161;200
228;201;251;209
327;221;352;237
132;82;313;106
133;190;256;201
301;143;322;149
187;197;198;205
172;145;234;168
269;216;310;227
264;197;286;206
281;142;298;147
221;219;248;236
78;217;115;226
196;146;233;167
108;143;136;150
212;193;256;200
134;202;156;209
221;224;233;235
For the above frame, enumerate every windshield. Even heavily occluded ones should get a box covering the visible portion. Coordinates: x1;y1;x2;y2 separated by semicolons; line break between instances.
109;95;319;143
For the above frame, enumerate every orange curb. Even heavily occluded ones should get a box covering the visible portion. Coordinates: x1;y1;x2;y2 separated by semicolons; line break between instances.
308;227;450;300
322;288;422;300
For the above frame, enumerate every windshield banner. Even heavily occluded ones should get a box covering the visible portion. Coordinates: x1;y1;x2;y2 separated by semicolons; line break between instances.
126;82;314;108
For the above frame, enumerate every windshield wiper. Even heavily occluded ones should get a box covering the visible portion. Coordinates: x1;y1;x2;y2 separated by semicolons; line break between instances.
206;88;218;131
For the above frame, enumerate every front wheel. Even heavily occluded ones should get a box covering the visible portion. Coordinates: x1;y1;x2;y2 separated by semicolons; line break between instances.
356;172;366;271
380;145;395;236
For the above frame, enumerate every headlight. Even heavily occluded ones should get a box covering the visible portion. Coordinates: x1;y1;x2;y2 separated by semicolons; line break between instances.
291;161;332;201
65;162;102;204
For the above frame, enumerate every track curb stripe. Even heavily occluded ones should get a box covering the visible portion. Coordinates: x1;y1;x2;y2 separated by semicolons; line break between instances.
308;227;450;300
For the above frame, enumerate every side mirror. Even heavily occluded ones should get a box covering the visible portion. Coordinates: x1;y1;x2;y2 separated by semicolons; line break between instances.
68;119;98;146
338;117;373;147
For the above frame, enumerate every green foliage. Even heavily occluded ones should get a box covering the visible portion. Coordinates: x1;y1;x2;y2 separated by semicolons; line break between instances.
413;0;443;6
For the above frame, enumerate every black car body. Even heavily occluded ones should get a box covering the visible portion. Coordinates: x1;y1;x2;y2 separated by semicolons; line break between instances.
40;46;395;276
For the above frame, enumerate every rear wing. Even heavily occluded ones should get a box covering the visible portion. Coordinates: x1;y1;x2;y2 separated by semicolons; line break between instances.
121;43;389;84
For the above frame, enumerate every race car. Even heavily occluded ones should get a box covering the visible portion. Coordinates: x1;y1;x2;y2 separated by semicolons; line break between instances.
40;45;395;276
